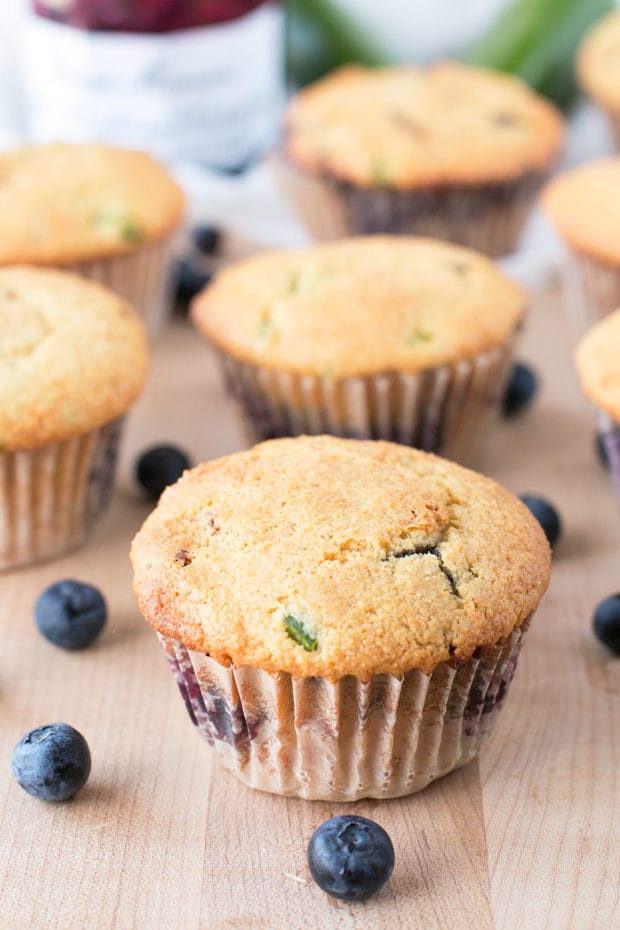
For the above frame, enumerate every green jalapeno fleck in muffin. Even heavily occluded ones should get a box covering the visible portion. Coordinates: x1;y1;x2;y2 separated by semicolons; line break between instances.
191;235;525;462
131;435;551;800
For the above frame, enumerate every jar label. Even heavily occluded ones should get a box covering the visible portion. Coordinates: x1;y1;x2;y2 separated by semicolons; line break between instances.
23;4;284;170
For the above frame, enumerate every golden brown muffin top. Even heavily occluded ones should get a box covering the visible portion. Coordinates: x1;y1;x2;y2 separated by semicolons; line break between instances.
131;436;551;681
0;267;148;450
0;143;185;265
575;307;620;420
284;63;564;189
542;158;620;266
577;12;620;112
191;236;525;376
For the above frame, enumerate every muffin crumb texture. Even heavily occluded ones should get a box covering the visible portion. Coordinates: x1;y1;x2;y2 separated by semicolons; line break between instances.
192;236;524;376
577;12;620;112
542;158;620;266
285;63;564;189
0;143;184;264
131;436;550;680
0;266;148;450
575;307;620;420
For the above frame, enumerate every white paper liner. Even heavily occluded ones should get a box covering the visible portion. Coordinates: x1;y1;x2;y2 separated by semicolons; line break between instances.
566;251;620;331
272;155;544;258
159;617;531;801
596;106;620;150
63;234;177;336
214;338;516;464
597;410;620;505
0;417;123;571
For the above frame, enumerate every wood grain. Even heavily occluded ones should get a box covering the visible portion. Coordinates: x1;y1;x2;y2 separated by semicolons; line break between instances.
0;284;618;930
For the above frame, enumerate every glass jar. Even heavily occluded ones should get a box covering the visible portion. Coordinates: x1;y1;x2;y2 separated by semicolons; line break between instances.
23;0;284;170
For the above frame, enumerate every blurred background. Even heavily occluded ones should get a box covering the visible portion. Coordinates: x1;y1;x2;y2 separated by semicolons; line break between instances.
0;0;617;279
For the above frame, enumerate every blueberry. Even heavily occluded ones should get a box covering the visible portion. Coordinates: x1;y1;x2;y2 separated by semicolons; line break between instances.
136;445;191;500
35;580;106;650
192;225;221;256
593;593;620;655
502;362;538;418
307;814;394;902
11;723;91;802
174;258;211;304
519;494;562;546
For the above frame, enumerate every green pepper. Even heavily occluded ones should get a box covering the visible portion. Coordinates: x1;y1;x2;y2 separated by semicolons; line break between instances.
284;614;318;651
90;207;144;244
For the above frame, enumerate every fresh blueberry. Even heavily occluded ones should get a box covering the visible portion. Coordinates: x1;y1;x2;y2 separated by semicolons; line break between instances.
136;445;191;500
307;814;394;902
593;593;620;655
519;494;562;546
35;580;106;650
192;224;221;256
174;258;211;304
502;362;538;418
11;723;91;802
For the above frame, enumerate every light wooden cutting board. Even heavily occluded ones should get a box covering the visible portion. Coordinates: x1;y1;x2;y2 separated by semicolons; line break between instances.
0;281;618;930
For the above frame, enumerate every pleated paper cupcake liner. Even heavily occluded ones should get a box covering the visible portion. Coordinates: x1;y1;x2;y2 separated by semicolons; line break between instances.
597;410;620;505
564;250;620;332
214;339;515;465
597;107;620;150
63;234;177;337
0;417;123;571
272;155;545;259
159;617;531;801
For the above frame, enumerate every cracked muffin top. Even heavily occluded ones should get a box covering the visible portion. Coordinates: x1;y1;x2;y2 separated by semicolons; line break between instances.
0;143;184;265
577;12;620;113
0;266;148;451
283;63;564;189
131;436;550;680
191;236;525;376
575;308;620;420
542;158;620;266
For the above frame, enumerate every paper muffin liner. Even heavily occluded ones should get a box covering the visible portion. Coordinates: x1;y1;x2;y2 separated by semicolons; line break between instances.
213;338;515;464
597;410;620;505
272;155;545;258
595;106;620;150
563;249;620;332
158;616;531;801
63;234;177;337
0;417;123;571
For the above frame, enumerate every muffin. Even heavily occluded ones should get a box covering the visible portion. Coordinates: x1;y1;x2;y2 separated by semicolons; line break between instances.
131;435;551;800
542;158;620;327
575;307;620;501
0;143;185;334
274;62;564;257
0;267;148;570
577;12;620;146
191;236;525;462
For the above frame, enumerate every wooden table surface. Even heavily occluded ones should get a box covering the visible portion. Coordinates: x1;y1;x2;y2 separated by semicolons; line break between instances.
1;281;619;930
